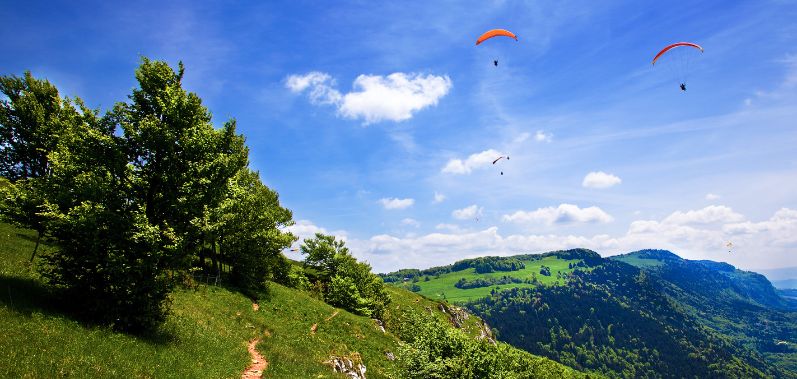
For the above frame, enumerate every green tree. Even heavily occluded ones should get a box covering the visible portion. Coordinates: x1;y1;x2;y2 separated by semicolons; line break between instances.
0;72;86;260
301;233;390;318
108;58;248;270
39;58;253;331
0;71;69;180
301;232;349;282
215;168;295;297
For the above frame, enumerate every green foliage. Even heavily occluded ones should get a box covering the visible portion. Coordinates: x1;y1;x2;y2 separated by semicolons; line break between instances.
467;261;791;378
0;71;70;180
611;250;797;373
301;232;349;282
214;169;295;297
1;60;289;331
455;275;526;289
301;233;390;318
539;265;551;276
395;309;591;379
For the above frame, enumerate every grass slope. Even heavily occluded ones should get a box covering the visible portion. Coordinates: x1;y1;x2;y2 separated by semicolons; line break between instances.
393;256;581;303
0;222;402;378
1;222;588;378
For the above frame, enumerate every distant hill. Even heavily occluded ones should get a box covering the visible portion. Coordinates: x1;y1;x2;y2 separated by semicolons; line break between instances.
386;249;797;378
775;280;797;290
757;267;797;281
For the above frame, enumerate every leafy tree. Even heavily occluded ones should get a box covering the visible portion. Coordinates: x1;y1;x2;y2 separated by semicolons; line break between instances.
215;168;295;296
0;72;87;260
0;72;70;180
301;233;390;318
37;58;257;331
107;58;248;269
301;232;349;282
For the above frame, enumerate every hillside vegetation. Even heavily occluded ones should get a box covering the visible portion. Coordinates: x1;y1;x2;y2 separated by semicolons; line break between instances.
383;250;599;303
387;249;797;378
0;222;592;378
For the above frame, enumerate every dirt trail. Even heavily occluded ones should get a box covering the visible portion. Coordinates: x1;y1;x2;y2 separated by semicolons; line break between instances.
324;310;340;321
241;339;267;379
310;310;340;335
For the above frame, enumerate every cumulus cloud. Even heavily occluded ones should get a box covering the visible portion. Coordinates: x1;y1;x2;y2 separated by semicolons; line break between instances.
286;71;452;124
285;220;348;257
379;197;414;210
503;203;614;225
341;207;797;273
535;130;553;142
705;193;721;201
453;205;483;220
662;205;744;225
285;72;341;105
433;191;446;204
442;149;503;175
582;171;622;189
401;218;420;227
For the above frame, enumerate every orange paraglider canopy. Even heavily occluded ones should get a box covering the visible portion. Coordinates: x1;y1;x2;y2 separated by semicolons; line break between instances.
652;42;704;65
476;29;518;45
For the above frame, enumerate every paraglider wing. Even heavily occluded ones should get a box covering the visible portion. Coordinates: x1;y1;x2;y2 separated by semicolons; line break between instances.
476;29;518;45
652;42;704;65
492;156;505;165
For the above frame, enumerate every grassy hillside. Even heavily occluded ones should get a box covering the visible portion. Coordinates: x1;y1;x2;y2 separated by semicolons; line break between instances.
0;222;404;378
0;222;589;378
390;255;584;303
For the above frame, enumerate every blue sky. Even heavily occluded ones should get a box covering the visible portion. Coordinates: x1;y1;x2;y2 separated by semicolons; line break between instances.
3;0;797;272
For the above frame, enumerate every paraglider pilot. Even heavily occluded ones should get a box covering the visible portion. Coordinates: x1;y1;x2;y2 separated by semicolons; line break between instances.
680;83;686;91
494;60;498;67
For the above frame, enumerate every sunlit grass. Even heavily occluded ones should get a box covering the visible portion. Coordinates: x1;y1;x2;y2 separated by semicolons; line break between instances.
393;256;582;303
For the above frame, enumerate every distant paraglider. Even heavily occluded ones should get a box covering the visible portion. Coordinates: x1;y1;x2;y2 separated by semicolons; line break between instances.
493;156;509;175
476;29;518;67
726;242;733;253
652;42;704;91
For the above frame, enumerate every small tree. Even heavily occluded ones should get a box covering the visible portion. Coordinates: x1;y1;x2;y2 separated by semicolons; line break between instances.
301;233;390;318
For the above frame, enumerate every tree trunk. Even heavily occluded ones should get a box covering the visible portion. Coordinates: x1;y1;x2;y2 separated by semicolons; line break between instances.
30;230;42;262
211;237;220;275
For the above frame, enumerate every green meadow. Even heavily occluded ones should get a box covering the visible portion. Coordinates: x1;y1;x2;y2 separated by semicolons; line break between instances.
393;255;583;303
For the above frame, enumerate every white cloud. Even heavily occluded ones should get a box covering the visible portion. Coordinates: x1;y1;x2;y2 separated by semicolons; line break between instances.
285;220;348;248
442;149;503;175
502;203;614;225
452;205;483;220
285;72;341;105
379;197;415;210
705;193;721;201
401;218;420;227
343;207;797;273
582;171;622;189
433;191;446;204
435;223;462;232
286;71;452;124
663;205;744;225
535;130;553;142
514;132;531;144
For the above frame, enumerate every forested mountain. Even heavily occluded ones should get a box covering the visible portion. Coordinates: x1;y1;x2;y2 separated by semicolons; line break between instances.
611;250;797;373
386;249;797;378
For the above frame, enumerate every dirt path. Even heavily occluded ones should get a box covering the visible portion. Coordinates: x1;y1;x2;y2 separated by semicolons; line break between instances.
241;338;267;379
310;310;340;335
324;310;340;321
